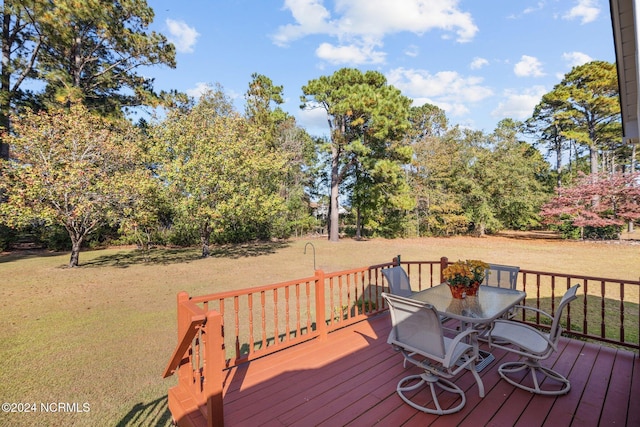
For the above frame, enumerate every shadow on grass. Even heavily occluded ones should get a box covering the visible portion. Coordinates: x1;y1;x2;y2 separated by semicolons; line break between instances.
0;249;66;264
116;395;173;427
81;240;292;268
495;230;562;240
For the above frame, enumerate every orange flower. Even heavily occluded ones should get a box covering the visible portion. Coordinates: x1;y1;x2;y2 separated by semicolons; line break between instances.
443;259;489;287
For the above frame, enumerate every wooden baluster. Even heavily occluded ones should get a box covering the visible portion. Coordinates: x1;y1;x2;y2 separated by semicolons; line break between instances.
582;279;589;335
294;283;300;338
284;286;290;343
194;328;202;399
600;280;606;338
273;288;279;347
261;290;267;349
315;270;327;340
248;293;254;354
550;275;556;315
306;280;311;333
234;295;240;360
619;282;625;344
202;310;224;427
565;277;572;332
536;275;541;324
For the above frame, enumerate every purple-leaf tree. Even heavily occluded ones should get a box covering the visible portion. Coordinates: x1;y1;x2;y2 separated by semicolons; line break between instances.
541;172;640;238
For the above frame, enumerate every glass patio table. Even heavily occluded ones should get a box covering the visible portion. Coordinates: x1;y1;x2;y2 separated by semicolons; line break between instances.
410;283;526;371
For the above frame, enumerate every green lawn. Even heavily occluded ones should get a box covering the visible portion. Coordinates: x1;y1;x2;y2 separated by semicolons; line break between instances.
1;234;639;426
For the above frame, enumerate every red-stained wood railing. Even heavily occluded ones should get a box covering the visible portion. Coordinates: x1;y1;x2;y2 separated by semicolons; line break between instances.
428;257;640;350
164;256;639;426
514;268;640;349
163;292;224;427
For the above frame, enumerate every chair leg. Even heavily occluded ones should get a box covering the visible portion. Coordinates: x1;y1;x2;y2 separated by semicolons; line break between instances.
469;362;485;398
498;359;571;395
396;373;466;415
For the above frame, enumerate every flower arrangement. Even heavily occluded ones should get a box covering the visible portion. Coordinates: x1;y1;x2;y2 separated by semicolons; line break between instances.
443;259;489;288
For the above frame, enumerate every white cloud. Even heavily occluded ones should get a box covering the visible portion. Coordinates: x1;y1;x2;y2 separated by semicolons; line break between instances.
297;107;330;137
166;19;199;53
562;51;592;68
470;57;489;70
186;82;211;98
523;2;545;15
491;85;547;120
272;0;333;46
563;0;600;24
514;55;545;77
316;41;386;65
404;44;419;57
273;0;478;62
412;97;470;117
386;67;493;117
507;2;545;19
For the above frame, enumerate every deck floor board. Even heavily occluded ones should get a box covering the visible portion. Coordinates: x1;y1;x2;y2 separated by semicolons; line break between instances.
220;313;638;426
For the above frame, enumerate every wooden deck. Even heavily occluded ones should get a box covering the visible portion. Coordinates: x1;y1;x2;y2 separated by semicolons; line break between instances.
220;313;639;426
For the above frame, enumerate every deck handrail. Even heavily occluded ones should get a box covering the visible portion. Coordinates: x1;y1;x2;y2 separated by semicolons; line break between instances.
165;256;639;426
163;296;206;378
164;292;224;427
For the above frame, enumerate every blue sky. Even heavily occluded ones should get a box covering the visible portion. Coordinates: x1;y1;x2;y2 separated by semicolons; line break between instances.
143;0;615;137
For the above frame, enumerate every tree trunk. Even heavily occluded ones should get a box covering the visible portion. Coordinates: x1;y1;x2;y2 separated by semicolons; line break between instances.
201;222;211;257
589;146;598;174
478;222;486;237
329;144;340;242
555;138;562;188
68;237;83;268
355;205;362;239
1;9;12;160
630;142;637;233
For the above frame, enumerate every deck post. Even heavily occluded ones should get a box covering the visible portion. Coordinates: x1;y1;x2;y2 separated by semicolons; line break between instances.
315;269;327;340
176;292;191;386
439;257;449;284
203;310;224;427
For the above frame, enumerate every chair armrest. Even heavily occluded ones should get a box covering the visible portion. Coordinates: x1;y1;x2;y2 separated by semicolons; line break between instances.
442;328;479;366
489;319;557;354
511;304;553;321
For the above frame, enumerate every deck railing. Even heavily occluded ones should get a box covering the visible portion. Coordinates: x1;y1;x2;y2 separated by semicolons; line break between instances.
164;256;640;426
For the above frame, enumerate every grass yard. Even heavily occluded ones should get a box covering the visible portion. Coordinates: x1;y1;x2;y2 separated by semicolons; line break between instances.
0;233;639;426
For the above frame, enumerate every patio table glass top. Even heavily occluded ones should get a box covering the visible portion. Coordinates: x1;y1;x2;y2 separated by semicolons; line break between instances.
410;283;526;325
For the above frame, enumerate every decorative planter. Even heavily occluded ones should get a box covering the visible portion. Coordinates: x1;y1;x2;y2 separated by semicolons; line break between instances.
448;284;467;299
466;281;480;296
447;282;480;299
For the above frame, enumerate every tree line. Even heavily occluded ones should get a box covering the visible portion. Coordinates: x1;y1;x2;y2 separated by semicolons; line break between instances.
1;1;638;267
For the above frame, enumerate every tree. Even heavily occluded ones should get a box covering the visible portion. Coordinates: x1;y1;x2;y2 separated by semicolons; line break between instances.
406;104;469;236
0;105;149;266
115;167;172;253
274;119;317;237
0;0;175;160
541;171;640;239
453;129;499;236
301;68;412;241
526;90;574;188
474;119;550;231
245;73;317;237
0;0;45;159
36;0;175;115
245;73;287;144
533;61;621;175
152;86;287;257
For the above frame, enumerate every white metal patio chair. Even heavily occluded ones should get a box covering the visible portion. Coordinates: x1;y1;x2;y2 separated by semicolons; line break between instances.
382;292;485;415
383;265;455;338
483;263;520;290
382;266;414;298
474;263;521;343
488;284;580;395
